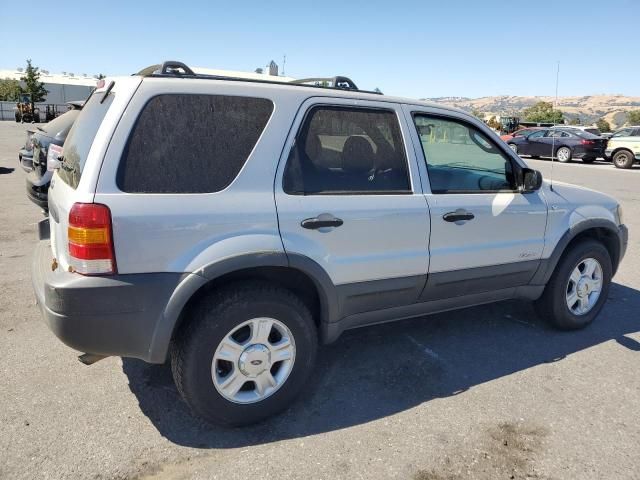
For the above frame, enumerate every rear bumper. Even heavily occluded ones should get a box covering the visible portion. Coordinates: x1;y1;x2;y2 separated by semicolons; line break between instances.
26;177;49;210
31;239;188;362
19;149;33;172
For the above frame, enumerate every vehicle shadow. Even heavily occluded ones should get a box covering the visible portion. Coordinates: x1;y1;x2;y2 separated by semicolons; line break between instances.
0;167;15;175
122;282;640;448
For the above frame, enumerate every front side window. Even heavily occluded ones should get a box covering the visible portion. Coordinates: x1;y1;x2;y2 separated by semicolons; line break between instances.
413;114;517;194
612;128;632;138
283;106;411;195
117;94;273;193
527;130;547;139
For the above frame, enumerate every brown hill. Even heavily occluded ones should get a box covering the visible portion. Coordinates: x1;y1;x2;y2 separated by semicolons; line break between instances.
422;95;640;128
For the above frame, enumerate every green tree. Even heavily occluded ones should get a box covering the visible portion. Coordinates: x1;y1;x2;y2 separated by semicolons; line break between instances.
0;78;22;101
20;59;48;111
568;117;581;125
596;118;611;133
523;101;564;124
627;110;640;125
470;108;483;119
97;73;106;80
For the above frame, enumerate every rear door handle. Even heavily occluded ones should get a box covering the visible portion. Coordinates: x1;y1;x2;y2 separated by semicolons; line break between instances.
301;214;344;229
443;210;475;222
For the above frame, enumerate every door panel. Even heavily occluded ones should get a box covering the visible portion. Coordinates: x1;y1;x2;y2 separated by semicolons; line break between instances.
404;106;548;297
275;98;430;298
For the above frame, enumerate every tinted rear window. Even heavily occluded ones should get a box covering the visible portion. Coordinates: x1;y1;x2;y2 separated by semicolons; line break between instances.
58;92;113;189
117;94;273;193
572;130;600;139
41;109;80;139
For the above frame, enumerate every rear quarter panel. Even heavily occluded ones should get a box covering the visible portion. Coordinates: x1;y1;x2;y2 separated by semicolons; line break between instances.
94;79;310;274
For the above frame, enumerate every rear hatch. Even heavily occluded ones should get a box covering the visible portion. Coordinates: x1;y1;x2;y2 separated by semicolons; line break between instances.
47;77;140;272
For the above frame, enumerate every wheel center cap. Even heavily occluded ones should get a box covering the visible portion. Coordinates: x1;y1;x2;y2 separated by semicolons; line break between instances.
238;344;271;377
577;278;589;298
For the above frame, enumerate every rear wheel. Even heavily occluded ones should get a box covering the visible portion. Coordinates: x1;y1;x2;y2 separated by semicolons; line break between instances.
14;112;21;123
171;282;317;426
556;146;572;163
535;239;612;330
612;150;634;169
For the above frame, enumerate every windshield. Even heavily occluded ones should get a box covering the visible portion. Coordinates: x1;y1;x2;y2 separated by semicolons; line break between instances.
57;92;114;188
41;109;80;139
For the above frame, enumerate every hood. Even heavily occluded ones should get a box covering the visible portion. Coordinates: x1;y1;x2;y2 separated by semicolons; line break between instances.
541;180;618;209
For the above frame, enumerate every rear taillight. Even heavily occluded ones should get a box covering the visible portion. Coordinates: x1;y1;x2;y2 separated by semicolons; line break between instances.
68;203;116;275
46;144;63;171
581;139;595;145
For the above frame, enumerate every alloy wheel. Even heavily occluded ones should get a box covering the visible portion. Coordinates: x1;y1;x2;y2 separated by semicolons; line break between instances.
212;318;296;404
565;258;603;315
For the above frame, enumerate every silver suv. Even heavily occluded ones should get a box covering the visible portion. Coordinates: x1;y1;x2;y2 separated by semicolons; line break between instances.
32;61;628;426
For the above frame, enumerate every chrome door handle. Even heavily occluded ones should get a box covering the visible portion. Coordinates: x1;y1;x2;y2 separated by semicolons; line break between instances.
301;214;344;229
443;210;475;222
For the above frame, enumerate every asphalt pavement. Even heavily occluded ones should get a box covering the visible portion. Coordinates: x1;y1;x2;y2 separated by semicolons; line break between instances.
1;121;638;480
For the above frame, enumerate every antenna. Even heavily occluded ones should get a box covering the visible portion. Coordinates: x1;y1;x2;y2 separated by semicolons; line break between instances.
550;61;560;192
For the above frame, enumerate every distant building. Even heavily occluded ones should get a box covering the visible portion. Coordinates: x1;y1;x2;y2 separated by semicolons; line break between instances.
0;69;97;104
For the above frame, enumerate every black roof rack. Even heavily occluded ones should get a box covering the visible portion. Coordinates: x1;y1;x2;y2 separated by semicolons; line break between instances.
135;61;382;95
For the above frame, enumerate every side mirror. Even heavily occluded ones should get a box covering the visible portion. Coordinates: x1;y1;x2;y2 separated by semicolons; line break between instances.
521;168;543;192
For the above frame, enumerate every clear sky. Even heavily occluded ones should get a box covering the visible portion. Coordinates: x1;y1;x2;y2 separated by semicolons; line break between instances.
2;0;638;99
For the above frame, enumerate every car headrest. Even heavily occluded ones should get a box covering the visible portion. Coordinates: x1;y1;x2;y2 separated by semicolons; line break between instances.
341;136;374;174
305;134;322;164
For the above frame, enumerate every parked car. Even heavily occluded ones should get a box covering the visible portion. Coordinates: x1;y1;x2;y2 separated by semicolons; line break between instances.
605;135;640;169
18;129;37;172
499;127;543;142
25;102;83;211
506;127;607;163
561;125;602;136
32;62;627;426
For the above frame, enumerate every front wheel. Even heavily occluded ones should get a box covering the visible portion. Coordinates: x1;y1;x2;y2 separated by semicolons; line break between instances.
535;239;612;330
613;150;634;169
171;282;318;426
556;146;572;163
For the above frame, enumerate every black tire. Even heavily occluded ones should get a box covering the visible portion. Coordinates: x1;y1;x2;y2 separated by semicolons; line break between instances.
14;112;21;123
581;157;595;164
556;146;572;163
171;281;318;427
534;239;612;330
612;150;634;169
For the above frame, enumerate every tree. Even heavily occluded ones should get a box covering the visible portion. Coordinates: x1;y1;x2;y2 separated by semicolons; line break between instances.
0;78;22;101
523;101;564;124
19;59;48;111
627;110;640;125
470;108;483;119
596;118;611;133
568;117;581;125
97;73;106;80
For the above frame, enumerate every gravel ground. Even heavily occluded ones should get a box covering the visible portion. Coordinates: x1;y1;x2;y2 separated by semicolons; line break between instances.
0;121;639;480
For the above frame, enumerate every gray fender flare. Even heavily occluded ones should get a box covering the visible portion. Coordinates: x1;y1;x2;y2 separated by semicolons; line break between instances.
146;252;338;363
530;218;623;285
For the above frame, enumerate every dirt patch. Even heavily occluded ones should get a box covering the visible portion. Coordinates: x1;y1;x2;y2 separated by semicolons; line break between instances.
413;421;550;480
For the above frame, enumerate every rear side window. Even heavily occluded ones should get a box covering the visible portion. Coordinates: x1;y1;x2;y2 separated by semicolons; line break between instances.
117;94;273;193
283;106;410;195
58;93;113;189
41;109;80;139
